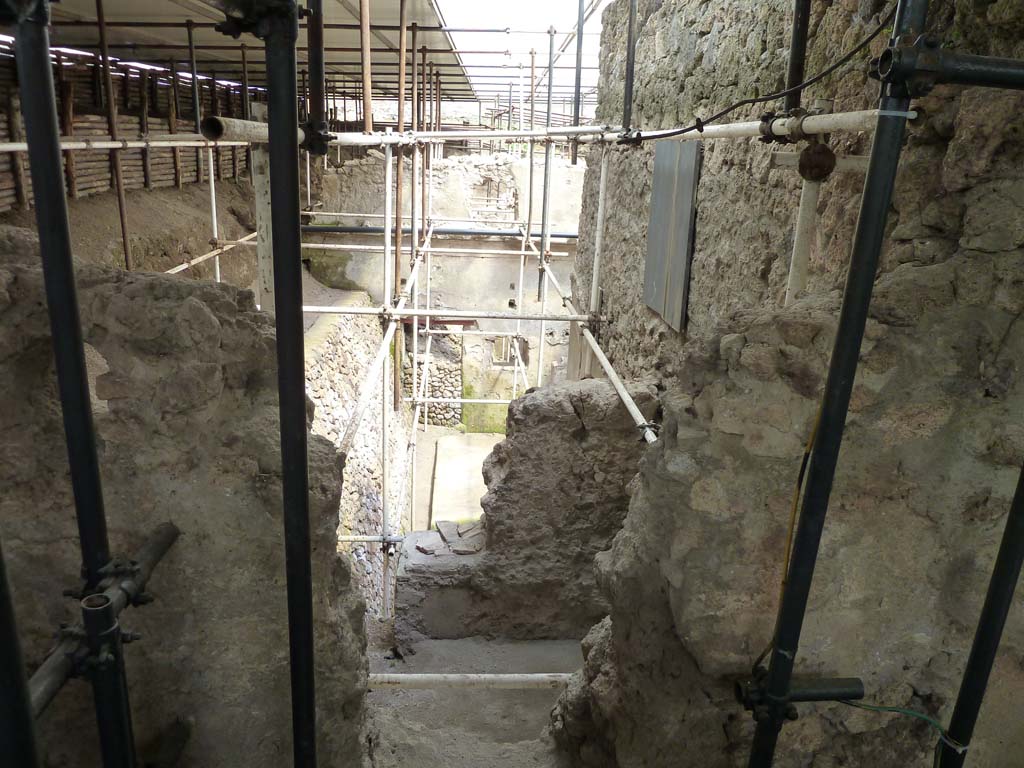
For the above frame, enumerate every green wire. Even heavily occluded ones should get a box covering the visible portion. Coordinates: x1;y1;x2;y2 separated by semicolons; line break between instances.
838;700;967;755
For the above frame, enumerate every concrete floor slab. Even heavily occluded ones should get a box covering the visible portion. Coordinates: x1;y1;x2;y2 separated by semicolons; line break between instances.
367;637;578;768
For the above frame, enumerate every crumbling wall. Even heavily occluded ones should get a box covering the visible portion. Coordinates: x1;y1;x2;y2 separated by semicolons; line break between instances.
556;1;1024;766
396;378;657;641
0;228;367;766
318;152;519;224
305;294;413;617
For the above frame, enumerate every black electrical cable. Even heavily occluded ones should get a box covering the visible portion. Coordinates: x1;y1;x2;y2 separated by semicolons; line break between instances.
622;4;898;144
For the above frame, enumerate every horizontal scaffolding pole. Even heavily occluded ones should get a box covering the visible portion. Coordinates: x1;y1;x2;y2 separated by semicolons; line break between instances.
329;123;617;146
303;225;578;239
626;108;911;143
337;535;405;544
28;522;180;717
405;397;512;405
303;306;588;322
0;135;248;153
368;673;573;690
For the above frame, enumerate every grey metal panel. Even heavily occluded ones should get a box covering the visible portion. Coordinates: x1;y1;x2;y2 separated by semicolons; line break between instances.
644;139;701;332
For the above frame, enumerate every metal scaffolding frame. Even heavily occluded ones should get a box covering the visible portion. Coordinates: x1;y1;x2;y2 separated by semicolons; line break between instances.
7;0;1024;765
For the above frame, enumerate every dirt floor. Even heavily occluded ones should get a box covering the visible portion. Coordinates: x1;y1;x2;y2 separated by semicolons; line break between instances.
366;633;578;768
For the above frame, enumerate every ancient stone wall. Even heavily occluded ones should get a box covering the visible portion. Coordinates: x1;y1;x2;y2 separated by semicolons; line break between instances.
305;296;413;617
402;332;464;428
0;228;367;766
556;1;1024;766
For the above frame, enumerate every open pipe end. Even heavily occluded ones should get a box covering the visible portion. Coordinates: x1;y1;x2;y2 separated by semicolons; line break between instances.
200;116;226;142
82;593;112;611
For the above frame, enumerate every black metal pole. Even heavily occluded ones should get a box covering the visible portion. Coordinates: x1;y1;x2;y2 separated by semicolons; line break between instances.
15;3;112;590
187;20;201;129
187;19;203;182
784;0;812;112
81;593;137;768
0;535;39;768
571;0;584;163
746;1;931;765
937;465;1024;767
307;0;325;132
264;5;318;766
622;0;638;132
29;523;180;718
241;43;251;120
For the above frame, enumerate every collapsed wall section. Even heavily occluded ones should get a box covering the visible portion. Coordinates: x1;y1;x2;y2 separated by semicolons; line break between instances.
556;1;1024;766
0;229;367;766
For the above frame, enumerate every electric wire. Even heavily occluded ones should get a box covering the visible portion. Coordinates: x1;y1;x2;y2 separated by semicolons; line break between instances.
623;4;898;144
838;699;967;756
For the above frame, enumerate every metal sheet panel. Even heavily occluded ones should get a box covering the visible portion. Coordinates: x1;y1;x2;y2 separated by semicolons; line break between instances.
644;139;701;332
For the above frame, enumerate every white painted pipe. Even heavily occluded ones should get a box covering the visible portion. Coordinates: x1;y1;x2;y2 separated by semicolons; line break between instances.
406;398;512;405
165;232;257;275
0;137;248;153
585;150;610;376
784;179;822;307
305;151;312;209
580;326;657;444
207;147;220;283
338;257;423;456
368;673;573;690
630;109;908;144
302;306;590;322
423;329;521;338
383;143;393;302
329;123;619;146
338;535;405;544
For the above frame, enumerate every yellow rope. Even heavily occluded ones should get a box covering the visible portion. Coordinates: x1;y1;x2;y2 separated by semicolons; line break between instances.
753;405;822;672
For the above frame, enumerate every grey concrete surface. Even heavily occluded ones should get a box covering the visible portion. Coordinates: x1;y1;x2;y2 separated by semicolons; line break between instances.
366;637;578;768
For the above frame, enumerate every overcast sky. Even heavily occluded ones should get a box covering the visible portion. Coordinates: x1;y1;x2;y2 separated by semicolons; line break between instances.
438;0;614;121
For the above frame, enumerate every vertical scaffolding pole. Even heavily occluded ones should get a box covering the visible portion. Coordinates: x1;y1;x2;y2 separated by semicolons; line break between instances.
937;464;1024;767
0;535;38;768
622;0;638;132
571;0;585;164
410;23;419;420
784;0;812;113
585;148;609;376
207;146;220;282
16;6;111;590
536;28;555;387
81;594;137;768
393;0;408;410
95;0;132;271
381;141;393;619
264;5;318;763
518;63;524;156
421;51;429;235
307;0;325;130
359;0;373;131
746;1;929;765
187;20;203;184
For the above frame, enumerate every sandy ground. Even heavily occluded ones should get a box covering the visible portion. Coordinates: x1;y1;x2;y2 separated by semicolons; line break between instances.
366;635;578;768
